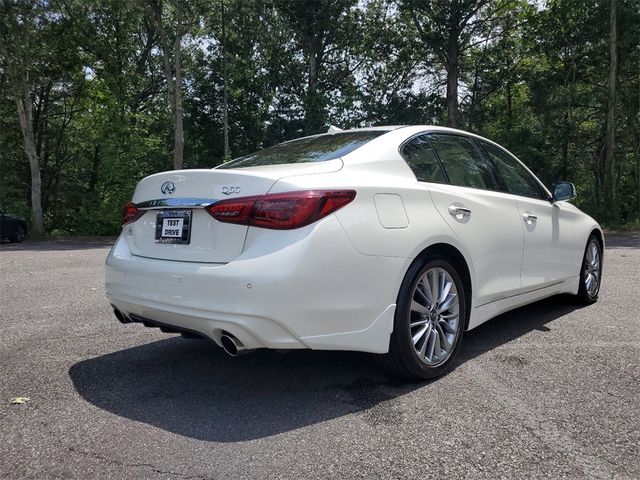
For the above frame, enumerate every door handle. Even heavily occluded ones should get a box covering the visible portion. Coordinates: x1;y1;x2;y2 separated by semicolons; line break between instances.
448;205;472;217
522;212;538;223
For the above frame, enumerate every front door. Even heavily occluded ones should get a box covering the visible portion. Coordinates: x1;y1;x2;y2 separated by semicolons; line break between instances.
475;139;575;290
516;198;576;288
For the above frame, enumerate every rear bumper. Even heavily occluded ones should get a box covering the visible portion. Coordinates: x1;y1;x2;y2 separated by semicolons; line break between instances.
106;216;410;353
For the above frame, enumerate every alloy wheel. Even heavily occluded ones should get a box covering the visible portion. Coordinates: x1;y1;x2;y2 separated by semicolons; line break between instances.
584;239;601;298
409;267;460;366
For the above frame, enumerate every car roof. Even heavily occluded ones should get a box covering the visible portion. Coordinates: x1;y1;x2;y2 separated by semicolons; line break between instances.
325;125;500;144
356;125;507;149
337;125;406;132
353;125;482;137
277;125;479;144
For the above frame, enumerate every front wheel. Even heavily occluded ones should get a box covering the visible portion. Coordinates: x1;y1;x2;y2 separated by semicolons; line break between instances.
576;236;602;304
377;255;467;380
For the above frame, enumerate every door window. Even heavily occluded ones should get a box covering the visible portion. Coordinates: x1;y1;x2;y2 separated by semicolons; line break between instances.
428;134;500;191
400;134;447;183
477;140;546;200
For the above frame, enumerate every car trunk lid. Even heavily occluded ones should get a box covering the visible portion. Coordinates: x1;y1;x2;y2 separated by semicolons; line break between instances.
125;160;342;263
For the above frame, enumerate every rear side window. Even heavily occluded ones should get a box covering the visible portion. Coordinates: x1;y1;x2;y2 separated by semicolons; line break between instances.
400;134;447;184
477;140;546;200
428;134;500;191
218;131;385;169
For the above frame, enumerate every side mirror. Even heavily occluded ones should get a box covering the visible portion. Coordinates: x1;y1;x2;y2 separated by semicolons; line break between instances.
553;181;577;202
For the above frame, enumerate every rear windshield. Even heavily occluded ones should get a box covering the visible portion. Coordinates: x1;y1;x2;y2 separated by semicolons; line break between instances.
217;131;385;169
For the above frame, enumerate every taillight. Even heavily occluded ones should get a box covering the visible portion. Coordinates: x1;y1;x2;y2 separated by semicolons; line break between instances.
205;195;258;226
206;190;356;230
121;202;144;225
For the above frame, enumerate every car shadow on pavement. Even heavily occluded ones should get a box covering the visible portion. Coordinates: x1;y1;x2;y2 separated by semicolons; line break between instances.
69;295;587;443
455;295;587;364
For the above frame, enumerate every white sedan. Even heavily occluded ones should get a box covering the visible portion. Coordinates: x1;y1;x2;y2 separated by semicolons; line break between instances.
106;126;603;379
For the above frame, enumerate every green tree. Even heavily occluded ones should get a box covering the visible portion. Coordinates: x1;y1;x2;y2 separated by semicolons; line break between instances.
0;0;54;235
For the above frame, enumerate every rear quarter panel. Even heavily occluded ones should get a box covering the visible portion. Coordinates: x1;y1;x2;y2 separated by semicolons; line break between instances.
268;146;478;302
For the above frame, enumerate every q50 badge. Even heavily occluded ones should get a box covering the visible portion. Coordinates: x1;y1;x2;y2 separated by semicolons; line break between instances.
221;186;241;195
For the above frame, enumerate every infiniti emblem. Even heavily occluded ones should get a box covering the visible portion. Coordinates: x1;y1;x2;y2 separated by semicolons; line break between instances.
161;181;176;195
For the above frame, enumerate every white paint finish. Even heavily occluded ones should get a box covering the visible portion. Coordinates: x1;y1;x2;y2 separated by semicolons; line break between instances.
428;183;524;306
469;277;578;329
106;125;603;354
108;215;408;353
300;304;396;353
128;160;344;263
517;198;578;289
374;194;409;228
127;209;248;263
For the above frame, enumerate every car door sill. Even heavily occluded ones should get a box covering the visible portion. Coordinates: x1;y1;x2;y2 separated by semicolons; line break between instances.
475;280;566;309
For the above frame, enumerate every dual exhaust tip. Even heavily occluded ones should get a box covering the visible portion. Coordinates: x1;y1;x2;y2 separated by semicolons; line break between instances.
113;308;251;357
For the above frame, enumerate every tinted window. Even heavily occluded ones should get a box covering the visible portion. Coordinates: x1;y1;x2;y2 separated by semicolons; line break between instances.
218;131;385;169
401;134;447;183
429;134;500;190
478;141;545;200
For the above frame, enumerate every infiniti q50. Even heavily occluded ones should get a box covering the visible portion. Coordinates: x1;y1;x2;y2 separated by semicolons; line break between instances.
105;126;603;379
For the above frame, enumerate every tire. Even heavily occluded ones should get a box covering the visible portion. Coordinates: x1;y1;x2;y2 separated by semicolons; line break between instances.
9;224;26;243
576;235;602;304
377;254;467;380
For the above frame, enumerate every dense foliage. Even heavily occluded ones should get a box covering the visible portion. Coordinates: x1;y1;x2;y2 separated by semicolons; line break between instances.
0;0;638;236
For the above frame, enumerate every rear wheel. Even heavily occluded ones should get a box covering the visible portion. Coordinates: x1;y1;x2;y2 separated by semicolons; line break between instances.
576;236;602;304
377;255;467;380
10;224;26;243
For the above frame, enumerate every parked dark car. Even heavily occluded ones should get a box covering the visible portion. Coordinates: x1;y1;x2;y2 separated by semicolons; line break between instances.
0;208;27;243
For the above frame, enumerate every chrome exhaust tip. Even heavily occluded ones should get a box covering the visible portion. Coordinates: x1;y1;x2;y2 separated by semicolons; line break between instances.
220;333;251;356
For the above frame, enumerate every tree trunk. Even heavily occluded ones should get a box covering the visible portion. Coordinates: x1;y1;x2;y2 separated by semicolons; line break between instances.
446;29;460;129
221;0;230;160
304;35;324;135
506;82;512;131
89;145;101;193
173;23;184;170
154;0;184;170
0;30;45;235
561;110;570;180
604;0;618;222
15;78;44;235
308;47;318;92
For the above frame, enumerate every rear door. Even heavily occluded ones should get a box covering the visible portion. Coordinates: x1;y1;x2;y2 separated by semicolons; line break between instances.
402;133;524;307
476;140;575;289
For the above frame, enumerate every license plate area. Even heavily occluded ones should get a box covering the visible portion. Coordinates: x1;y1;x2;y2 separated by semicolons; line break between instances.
155;210;192;244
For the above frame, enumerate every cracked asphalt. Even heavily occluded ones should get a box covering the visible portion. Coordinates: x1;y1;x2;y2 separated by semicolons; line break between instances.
0;233;638;479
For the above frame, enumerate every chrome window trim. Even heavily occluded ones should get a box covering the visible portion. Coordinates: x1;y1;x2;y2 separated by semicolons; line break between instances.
398;131;451;184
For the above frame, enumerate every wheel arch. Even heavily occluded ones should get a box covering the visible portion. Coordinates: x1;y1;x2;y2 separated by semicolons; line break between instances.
588;226;605;274
411;242;473;330
590;227;604;249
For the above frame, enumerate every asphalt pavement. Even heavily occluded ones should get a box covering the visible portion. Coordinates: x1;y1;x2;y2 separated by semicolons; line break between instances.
0;233;638;479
